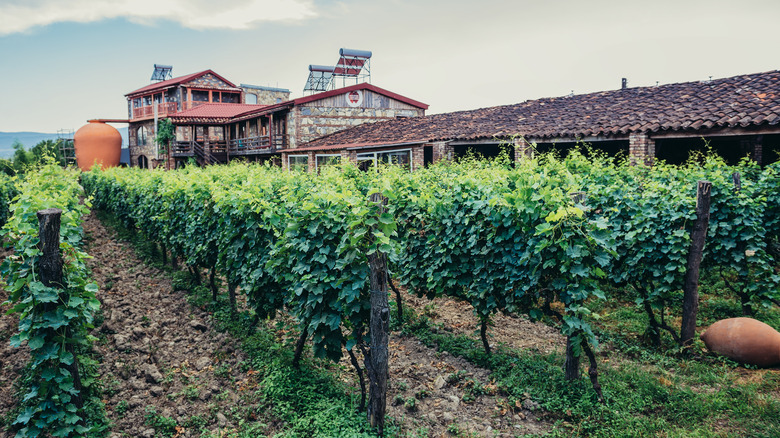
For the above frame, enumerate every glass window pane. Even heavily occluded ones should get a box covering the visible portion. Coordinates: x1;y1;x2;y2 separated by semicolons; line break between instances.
289;156;308;172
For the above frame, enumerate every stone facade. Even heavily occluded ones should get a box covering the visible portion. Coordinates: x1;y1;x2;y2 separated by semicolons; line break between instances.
241;85;290;105
185;73;235;90
128;120;161;168
287;89;425;149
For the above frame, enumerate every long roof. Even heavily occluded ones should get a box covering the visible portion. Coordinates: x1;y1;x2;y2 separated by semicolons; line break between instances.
303;70;780;147
168;103;269;123
125;70;240;97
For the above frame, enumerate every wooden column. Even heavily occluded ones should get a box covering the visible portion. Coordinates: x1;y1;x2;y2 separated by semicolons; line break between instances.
268;114;274;151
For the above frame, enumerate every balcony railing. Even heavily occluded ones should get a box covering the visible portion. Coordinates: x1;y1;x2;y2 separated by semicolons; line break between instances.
172;140;227;156
172;135;286;160
132;102;178;120
228;135;287;155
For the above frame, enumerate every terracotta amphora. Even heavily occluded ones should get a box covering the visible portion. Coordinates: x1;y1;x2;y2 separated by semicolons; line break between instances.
700;317;780;367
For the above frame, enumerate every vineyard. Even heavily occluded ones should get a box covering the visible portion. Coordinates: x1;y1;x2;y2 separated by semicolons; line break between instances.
1;152;779;437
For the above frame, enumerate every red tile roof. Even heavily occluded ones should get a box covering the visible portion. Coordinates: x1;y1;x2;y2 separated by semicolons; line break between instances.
303;70;780;147
278;141;426;153
125;70;240;97
168;103;268;123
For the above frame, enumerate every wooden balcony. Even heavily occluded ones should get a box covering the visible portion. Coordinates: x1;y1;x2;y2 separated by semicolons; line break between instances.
227;135;287;155
132;102;178;120
172;140;227;156
172;135;286;163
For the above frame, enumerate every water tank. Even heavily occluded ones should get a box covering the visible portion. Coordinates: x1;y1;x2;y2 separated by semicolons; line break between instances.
74;121;122;171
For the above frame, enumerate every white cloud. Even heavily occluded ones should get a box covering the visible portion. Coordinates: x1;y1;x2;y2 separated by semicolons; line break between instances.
0;0;317;35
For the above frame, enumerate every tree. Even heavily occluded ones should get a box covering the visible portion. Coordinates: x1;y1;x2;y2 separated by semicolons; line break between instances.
12;140;32;173
156;119;175;155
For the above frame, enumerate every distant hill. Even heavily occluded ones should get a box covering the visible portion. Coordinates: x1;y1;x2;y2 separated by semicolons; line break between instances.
0;128;129;159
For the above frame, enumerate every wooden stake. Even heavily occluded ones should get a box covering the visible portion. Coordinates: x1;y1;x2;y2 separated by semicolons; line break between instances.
680;181;711;348
366;193;390;435
37;208;84;411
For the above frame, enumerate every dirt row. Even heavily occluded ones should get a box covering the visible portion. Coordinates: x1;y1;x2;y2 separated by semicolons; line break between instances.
0;212;563;437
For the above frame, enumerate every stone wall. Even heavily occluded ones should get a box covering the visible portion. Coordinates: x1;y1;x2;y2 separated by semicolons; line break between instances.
128;120;161;168
184;73;235;90
286;89;425;149
242;86;291;105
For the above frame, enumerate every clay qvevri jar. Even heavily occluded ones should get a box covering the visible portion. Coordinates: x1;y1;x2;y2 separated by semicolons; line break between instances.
700;317;780;367
74;121;122;171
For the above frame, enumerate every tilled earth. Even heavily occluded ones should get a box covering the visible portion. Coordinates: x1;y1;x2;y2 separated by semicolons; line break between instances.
1;212;560;437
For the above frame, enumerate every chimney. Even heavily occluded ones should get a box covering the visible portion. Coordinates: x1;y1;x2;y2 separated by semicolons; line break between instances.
621;78;627;90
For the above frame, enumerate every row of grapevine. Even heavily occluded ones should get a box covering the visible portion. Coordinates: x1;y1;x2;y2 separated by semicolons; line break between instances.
572;154;780;343
1;164;100;437
82;154;780;406
82;164;393;368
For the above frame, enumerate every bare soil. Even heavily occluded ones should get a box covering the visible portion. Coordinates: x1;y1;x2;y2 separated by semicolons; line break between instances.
1;212;562;437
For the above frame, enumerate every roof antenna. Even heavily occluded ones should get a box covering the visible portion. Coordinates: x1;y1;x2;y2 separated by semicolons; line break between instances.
621;78;627;89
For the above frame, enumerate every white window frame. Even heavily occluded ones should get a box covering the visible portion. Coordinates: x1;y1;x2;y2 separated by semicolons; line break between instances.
355;148;413;172
288;154;309;172
315;154;341;171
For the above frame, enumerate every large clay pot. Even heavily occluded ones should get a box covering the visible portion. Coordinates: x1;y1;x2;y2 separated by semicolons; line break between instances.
700;317;780;367
74;121;122;171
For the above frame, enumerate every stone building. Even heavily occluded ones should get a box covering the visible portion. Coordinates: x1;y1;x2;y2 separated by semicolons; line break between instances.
125;70;291;168
296;70;780;169
167;82;427;167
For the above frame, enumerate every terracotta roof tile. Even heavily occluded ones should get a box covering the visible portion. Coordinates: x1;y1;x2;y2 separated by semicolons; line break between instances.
168;103;268;123
303;70;780;148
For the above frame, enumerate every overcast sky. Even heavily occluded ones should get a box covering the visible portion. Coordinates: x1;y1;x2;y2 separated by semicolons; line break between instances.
1;0;779;133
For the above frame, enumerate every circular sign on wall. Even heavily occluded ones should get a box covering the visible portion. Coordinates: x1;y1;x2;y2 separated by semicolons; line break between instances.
346;89;363;107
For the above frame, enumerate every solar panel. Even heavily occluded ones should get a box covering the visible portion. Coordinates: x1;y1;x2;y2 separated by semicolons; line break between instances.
151;64;173;82
334;49;371;77
305;65;335;92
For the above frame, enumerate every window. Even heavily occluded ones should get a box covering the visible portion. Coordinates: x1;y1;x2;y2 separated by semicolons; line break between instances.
276;97;282;104
356;149;412;171
245;93;258;104
222;93;239;103
137;155;149;169
136;126;148;146
289;155;309;172
143;95;152;106
191;90;209;102
288;155;308;172
316;154;341;172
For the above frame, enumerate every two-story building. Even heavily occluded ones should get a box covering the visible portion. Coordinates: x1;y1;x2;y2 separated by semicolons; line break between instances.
125;70;291;168
125;69;427;169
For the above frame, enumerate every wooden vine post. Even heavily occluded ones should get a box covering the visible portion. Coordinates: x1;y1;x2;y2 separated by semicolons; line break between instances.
680;181;712;348
38;208;84;410
366;193;390;435
564;191;587;380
